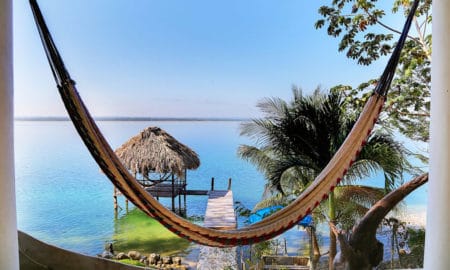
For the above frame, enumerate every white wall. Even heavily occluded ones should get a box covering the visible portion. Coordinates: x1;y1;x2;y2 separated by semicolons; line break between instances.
0;0;19;269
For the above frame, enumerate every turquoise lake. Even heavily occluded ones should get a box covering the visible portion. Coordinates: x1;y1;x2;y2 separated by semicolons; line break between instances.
14;120;428;257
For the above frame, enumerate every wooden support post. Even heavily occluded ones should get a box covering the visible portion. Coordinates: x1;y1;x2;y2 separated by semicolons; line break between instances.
178;189;182;214
211;177;215;191
227;178;232;190
171;174;175;211
183;168;187;214
113;187;118;211
183;189;187;212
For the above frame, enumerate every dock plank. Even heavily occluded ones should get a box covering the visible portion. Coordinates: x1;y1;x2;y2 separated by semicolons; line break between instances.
203;190;236;230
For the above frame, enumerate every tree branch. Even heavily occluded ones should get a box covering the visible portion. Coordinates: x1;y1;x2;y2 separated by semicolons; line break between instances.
332;173;428;269
413;16;432;62
360;9;419;42
396;111;430;117
350;173;428;248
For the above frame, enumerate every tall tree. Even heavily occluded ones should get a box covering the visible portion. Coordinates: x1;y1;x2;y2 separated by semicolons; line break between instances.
315;0;431;142
239;88;411;268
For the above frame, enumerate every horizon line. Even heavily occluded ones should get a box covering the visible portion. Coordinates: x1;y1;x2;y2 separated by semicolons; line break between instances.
14;116;252;122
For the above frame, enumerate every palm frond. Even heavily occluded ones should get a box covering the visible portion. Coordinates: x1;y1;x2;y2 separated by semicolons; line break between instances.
332;185;386;228
256;96;290;119
335;185;385;208
253;193;291;212
266;156;318;193
355;131;412;191
238;145;273;170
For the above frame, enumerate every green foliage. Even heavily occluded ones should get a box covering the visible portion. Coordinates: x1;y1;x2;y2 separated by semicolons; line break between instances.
239;87;413;224
316;0;392;65
253;240;280;258
380;218;425;268
400;228;425;268
244;239;282;269
234;201;252;217
317;0;432;142
239;87;411;194
333;185;385;229
240;88;413;264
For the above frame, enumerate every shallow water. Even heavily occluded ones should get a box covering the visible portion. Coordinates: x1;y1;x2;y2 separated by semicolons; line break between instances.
15;120;267;255
197;246;238;270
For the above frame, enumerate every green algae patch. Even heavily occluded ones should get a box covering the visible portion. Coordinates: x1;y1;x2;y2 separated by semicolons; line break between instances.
112;208;190;256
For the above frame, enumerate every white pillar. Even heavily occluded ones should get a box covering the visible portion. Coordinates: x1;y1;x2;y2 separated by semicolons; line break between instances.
424;0;450;269
0;0;19;269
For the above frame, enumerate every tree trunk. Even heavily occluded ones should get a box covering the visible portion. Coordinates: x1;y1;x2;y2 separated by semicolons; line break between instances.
334;173;428;269
307;227;321;270
312;227;321;257
328;191;336;270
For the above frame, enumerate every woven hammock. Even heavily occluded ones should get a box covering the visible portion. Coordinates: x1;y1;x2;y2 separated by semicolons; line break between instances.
29;0;419;247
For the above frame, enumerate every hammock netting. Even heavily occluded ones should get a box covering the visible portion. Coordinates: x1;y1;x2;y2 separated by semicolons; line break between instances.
29;0;420;247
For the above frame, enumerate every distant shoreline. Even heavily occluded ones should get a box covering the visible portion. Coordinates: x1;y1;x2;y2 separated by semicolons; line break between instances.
14;116;251;122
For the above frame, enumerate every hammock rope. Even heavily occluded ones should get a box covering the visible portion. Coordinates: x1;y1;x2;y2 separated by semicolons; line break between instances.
29;0;419;247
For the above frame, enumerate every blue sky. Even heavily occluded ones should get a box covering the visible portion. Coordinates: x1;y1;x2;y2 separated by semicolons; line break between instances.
14;0;401;118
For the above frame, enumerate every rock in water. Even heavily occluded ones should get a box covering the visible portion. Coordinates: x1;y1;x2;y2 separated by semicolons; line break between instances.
100;250;114;259
104;243;114;254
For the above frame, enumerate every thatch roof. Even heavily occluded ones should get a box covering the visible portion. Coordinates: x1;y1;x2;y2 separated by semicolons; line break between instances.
115;126;200;177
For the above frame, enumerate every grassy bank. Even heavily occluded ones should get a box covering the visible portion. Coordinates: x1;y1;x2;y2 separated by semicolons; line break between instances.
112;208;190;256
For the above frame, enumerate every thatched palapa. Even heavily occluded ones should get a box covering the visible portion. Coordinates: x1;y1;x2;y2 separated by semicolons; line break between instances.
115;126;200;178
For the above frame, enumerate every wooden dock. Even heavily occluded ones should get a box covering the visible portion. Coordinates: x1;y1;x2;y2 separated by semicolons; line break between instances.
203;190;236;230
113;178;235;222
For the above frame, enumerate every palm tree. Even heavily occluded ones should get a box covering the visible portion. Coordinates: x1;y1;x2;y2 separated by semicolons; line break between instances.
239;87;410;269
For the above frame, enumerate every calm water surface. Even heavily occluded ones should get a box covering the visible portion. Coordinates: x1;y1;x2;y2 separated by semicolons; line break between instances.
14;120;428;256
15;120;267;255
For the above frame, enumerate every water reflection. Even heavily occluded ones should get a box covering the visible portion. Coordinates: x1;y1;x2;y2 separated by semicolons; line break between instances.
197;246;238;270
